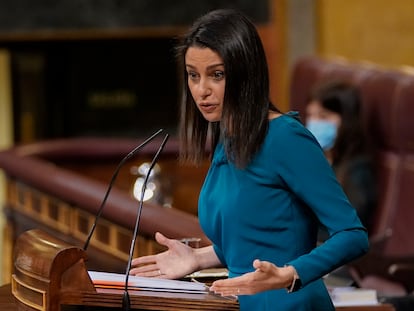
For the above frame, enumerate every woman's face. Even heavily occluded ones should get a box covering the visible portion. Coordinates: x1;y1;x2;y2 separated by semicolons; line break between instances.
185;47;225;122
306;100;341;127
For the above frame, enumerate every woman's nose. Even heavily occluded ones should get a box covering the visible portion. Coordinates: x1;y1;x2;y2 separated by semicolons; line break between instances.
198;78;212;98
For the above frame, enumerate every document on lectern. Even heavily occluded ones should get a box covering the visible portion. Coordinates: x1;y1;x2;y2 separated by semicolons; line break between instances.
88;271;208;294
328;286;379;306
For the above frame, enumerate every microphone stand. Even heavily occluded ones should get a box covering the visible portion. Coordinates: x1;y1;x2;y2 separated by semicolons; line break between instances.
122;133;169;311
83;128;164;251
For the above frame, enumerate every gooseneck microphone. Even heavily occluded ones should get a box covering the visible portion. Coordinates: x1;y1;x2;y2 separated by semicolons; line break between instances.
83;128;164;251
122;133;170;311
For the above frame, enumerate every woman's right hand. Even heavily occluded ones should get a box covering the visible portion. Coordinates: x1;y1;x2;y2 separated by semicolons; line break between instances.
129;232;200;279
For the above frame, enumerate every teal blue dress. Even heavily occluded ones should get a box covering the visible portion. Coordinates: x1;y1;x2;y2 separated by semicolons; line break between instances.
198;113;369;311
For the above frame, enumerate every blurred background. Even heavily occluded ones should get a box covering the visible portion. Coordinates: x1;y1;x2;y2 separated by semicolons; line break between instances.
0;0;413;290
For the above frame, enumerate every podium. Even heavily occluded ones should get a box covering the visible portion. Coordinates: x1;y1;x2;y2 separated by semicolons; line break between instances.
11;229;239;311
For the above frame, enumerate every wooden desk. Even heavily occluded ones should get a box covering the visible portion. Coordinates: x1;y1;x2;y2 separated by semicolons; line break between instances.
0;284;17;311
6;229;397;311
0;284;396;311
336;306;395;311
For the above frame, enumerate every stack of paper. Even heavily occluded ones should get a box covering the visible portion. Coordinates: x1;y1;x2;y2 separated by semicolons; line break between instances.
328;286;378;307
187;268;229;279
88;271;208;294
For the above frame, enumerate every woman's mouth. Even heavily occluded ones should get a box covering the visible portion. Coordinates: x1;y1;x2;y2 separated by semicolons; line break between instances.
199;103;217;113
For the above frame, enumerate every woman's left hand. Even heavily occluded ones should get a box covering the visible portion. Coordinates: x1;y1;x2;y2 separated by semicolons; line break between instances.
209;259;295;296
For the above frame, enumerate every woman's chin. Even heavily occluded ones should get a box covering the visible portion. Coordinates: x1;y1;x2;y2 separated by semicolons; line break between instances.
202;113;221;123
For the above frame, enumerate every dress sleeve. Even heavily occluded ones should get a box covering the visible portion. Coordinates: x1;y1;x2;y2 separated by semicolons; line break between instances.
272;117;369;286
212;244;227;266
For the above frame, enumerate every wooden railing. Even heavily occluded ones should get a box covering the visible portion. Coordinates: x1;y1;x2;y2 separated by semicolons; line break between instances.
0;137;210;284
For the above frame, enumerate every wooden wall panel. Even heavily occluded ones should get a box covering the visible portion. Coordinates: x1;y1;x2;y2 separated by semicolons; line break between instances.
316;0;414;67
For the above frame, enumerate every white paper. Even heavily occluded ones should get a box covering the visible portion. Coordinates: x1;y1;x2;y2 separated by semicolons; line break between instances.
88;270;208;294
328;286;379;307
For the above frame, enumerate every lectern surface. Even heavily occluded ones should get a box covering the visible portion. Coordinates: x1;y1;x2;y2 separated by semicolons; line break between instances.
1;283;397;311
60;287;239;310
0;284;17;311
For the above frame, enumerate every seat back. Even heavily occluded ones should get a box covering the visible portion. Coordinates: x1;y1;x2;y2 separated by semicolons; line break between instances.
289;56;414;257
382;75;414;256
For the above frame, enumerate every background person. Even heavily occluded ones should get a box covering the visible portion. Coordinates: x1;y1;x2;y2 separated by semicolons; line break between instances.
305;80;378;232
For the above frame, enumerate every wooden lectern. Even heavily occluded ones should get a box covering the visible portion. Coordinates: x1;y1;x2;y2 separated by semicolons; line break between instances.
11;229;239;311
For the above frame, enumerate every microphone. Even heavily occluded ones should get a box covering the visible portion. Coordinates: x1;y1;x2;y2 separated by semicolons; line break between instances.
122;133;169;311
83;128;164;251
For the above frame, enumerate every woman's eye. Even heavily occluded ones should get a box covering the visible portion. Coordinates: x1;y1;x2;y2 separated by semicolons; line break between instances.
213;71;225;80
187;71;199;80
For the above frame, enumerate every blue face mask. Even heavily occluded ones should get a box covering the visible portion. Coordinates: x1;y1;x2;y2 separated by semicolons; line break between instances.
306;120;337;150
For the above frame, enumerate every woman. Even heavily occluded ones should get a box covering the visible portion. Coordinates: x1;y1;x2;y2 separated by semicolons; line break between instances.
130;9;369;310
306;81;377;232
